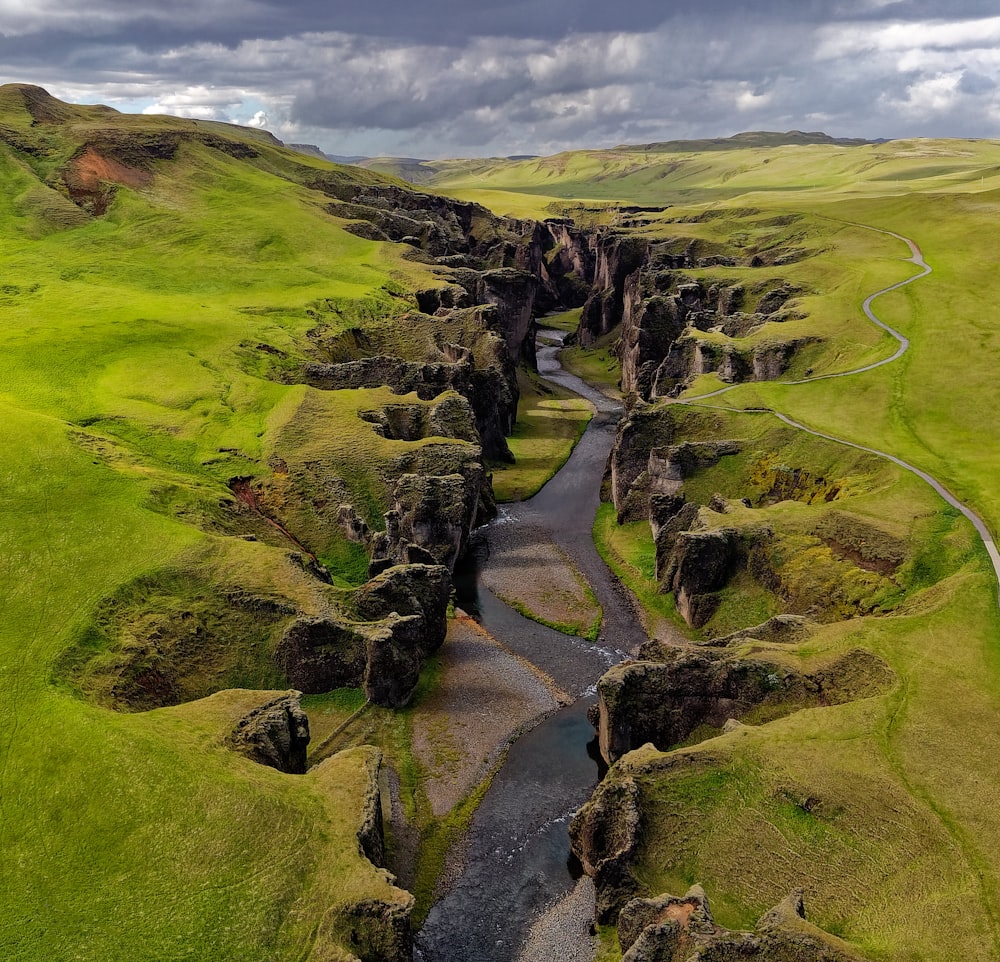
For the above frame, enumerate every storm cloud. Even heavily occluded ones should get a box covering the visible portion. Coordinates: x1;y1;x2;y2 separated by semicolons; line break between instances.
2;1;1000;156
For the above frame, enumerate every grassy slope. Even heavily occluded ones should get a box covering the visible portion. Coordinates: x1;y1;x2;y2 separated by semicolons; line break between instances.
491;369;592;502
455;138;1000;957
0;90;437;959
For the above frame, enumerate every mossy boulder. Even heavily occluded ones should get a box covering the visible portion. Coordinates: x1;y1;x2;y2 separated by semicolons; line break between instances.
225;691;311;774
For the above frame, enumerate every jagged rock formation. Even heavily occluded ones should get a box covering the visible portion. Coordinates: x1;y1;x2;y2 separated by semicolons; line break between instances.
277;563;452;709
580;234;650;343
557;221;819;397
595;645;894;764
568;773;643;923
370;469;486;573
225;691;311;773
609;399;680;521
661;528;748;627
617;885;866;961
649;334;818;398
293;321;518;463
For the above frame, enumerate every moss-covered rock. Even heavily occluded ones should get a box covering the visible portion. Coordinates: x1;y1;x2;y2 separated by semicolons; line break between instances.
225;691;311;774
595;647;894;764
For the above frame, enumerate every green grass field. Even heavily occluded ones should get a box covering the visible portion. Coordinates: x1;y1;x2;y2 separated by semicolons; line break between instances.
446;135;1000;958
0;86;440;960
491;370;592;502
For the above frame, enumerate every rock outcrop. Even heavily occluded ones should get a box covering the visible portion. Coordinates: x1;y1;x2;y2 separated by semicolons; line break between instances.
297;337;517;464
568;774;643;923
617;885;866;961
225;691;311;773
276;563;451;708
544;218;820;400
370;467;487;574
579;234;650;344
649;335;818;398
321;749;414;962
335;898;413;962
595;646;894;763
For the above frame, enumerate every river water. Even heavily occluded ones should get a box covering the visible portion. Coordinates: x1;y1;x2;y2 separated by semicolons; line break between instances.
414;329;646;962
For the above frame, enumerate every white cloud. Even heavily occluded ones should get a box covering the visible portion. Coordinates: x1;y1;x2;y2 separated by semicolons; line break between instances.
6;4;1000;155
816;15;1000;58
735;85;773;112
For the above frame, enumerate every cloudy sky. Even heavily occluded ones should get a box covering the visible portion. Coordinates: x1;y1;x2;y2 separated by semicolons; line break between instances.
2;1;1000;158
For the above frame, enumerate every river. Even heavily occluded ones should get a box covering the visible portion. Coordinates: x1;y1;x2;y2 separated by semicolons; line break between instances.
414;328;646;962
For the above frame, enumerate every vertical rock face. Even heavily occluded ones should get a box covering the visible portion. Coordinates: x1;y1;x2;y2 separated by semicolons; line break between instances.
336;898;414;962
274;563;451;709
609;400;679;522
225;692;311;774
481;268;540;366
595;646;894;765
619;274;687;396
370;464;487;574
356;563;452;707
276;618;370;695
568;775;643;923
661;529;741;628
543;219;599;305
579;235;650;344
316;748;414;962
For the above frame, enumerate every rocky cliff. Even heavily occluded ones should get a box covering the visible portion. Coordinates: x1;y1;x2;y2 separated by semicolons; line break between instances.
616;885;866;961
596;646;894;764
225;691;312;773
555;217;821;398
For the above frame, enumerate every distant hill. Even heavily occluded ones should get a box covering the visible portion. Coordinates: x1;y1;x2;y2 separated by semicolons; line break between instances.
620;130;883;152
324;151;371;164
284;142;328;159
356;156;441;183
284;143;371;164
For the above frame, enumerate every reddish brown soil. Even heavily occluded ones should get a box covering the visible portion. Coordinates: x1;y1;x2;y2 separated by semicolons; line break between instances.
68;147;152;190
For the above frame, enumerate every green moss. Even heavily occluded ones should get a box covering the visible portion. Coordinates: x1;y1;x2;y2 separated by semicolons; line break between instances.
491;370;592;502
592;503;694;639
560;329;623;397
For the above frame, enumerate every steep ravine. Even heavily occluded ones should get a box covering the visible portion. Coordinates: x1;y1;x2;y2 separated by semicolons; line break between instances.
414;330;646;962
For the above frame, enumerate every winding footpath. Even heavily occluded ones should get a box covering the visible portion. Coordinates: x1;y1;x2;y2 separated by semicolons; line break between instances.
684;225;1000;594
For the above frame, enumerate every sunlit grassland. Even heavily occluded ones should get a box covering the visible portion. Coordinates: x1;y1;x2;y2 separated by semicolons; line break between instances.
428;138;1000;207
537;307;582;333
0;111;433;956
594;404;1000;957
0;406;405;960
491;370;592;502
459;136;1000;956
722;187;1000;544
592;502;689;640
560;329;623;398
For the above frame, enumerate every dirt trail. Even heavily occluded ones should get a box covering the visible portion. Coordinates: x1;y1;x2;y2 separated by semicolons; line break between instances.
682;225;1000;593
683;224;1000;951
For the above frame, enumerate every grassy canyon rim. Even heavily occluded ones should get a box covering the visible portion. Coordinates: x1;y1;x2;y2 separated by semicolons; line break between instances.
4;81;1000;961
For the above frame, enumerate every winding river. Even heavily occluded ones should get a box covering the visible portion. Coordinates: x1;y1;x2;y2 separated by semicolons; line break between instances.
414;330;644;962
415;222;1000;962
